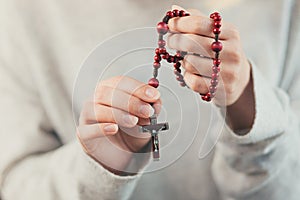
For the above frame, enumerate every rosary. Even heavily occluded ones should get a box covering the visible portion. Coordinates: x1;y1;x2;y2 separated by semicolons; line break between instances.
140;10;223;160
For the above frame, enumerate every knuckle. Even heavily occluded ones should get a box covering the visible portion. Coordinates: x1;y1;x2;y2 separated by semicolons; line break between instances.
190;77;200;92
226;68;239;83
225;82;236;95
95;85;109;101
229;49;242;64
79;103;91;124
230;27;241;40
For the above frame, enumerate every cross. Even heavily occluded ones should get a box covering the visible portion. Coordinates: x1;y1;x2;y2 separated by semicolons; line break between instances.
140;114;169;160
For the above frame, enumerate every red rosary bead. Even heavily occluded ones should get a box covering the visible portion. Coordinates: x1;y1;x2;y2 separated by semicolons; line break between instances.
211;73;219;80
155;48;160;55
174;62;181;69
158;40;166;47
148;78;159;88
179;10;186;17
211;79;218;86
162;53;169;59
173;9;179;17
212;66;220;73
158;48;166;54
153;62;161;69
214;21;222;28
213;28;221;34
157;22;169;35
154;55;161;62
166;11;174;18
213;59;221;66
211;41;223;52
202;93;211;101
210;12;220;18
213;16;222;21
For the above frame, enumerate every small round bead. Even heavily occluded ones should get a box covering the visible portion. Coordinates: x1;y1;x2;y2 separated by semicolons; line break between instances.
155;48;160;55
176;75;183;81
211;41;223;52
203;93;212;101
211;73;219;80
180;82;186;87
158;39;166;47
174;69;181;75
157;22;169;35
214;21;222;28
153;62;161;69
166;11;174;18
174;62;181;69
158;48;166;54
213;16;222;21
175;52;183;60
162;53;169;59
148;78;159;88
212;66;221;73
173;9;179;17
154;55;161;62
213;59;221;66
179;10;186;17
211;79;219;86
210;12;220;19
209;86;217;93
173;57;179;63
213;28;221;34
167;56;175;63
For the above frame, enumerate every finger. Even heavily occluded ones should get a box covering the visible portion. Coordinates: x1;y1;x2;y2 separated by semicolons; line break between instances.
168;33;231;60
95;86;155;118
153;99;162;114
168;33;213;58
168;15;237;40
81;103;139;128
184;71;210;94
181;55;213;77
99;76;160;103
77;123;118;140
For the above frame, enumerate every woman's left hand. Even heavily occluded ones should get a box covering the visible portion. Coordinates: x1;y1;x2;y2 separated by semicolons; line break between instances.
167;7;251;106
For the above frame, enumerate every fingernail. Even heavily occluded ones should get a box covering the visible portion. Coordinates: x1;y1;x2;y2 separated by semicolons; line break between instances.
145;88;160;99
104;124;118;133
139;105;155;117
123;115;138;126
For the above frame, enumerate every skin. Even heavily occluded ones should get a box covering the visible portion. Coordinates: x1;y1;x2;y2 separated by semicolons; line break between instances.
77;6;255;174
77;76;161;174
167;6;255;133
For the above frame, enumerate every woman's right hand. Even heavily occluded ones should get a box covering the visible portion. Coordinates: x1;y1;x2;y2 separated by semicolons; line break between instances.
77;76;161;174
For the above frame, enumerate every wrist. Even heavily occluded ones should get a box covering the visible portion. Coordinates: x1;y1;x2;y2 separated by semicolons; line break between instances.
225;66;255;135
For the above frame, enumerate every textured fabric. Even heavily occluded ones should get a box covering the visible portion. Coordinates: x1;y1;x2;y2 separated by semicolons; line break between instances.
0;0;299;199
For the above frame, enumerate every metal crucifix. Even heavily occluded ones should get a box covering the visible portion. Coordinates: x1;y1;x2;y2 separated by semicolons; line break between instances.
140;113;169;160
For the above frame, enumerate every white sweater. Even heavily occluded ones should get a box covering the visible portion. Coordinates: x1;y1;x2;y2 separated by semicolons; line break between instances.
0;0;300;199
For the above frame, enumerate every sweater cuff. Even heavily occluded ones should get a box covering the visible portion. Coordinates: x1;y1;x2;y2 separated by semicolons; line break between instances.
74;141;139;199
216;60;289;144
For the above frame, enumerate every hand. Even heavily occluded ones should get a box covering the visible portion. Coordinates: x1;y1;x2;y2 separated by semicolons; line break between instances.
77;76;161;174
168;6;251;106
